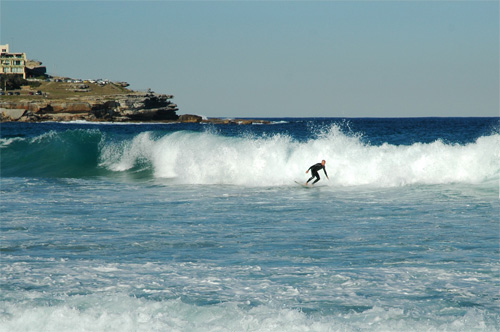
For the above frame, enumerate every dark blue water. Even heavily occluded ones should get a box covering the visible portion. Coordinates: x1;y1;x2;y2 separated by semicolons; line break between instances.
2;117;497;142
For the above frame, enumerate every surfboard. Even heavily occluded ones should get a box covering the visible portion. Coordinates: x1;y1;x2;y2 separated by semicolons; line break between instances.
294;181;311;188
294;181;323;188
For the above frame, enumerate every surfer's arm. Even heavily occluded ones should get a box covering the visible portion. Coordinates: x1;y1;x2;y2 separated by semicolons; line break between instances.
323;167;329;179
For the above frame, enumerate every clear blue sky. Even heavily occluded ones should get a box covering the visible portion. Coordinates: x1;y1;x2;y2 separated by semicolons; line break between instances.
2;0;498;118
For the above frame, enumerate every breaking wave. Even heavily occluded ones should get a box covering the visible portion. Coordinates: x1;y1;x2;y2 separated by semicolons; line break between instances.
4;123;496;187
97;124;499;187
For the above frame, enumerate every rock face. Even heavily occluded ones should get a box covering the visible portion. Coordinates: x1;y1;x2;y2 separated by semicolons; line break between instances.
178;114;203;123
0;93;179;122
0;108;26;121
1;94;271;125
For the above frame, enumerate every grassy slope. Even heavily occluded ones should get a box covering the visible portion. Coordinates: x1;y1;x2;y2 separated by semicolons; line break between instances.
1;81;134;102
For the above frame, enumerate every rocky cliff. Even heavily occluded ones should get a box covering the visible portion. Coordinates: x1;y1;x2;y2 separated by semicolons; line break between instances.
0;93;179;122
1;93;271;125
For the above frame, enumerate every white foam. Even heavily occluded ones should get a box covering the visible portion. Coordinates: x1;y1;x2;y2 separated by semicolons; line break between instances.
0;136;25;148
98;125;500;187
1;296;496;332
100;132;156;172
1;255;498;332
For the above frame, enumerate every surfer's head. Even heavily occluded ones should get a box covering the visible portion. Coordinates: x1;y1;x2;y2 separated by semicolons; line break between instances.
321;160;326;166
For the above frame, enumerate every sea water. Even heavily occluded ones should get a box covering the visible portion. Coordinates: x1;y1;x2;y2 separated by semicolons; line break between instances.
1;118;499;332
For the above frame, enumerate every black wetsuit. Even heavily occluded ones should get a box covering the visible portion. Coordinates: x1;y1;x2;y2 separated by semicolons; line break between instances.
307;163;328;185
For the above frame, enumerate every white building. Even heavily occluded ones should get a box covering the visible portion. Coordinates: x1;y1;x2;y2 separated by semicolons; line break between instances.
1;44;27;79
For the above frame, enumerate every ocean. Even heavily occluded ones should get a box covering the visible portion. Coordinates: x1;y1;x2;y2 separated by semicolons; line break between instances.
1;117;499;332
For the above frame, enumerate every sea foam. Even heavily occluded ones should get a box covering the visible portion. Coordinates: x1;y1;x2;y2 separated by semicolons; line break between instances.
99;124;500;187
1;295;495;332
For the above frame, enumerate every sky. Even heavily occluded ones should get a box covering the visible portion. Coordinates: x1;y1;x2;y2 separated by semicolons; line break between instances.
1;0;498;118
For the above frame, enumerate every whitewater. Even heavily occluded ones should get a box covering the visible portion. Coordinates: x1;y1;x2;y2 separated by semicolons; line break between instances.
2;119;498;187
1;118;499;331
98;124;498;187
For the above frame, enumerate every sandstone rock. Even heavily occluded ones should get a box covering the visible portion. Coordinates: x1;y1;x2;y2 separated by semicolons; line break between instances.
0;92;177;122
1;102;29;110
2;92;271;124
29;102;49;113
179;114;202;123
237;120;253;125
49;103;66;112
50;113;77;121
64;102;92;113
1;108;26;121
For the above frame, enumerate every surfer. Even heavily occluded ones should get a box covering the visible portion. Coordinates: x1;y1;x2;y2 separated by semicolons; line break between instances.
306;160;329;185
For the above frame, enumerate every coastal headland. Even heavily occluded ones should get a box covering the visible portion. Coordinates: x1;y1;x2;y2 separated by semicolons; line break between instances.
0;79;269;125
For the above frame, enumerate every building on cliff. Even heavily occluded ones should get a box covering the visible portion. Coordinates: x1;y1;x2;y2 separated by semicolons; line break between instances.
0;44;27;79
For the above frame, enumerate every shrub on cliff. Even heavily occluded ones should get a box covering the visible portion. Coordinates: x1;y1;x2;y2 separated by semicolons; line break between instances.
0;74;39;91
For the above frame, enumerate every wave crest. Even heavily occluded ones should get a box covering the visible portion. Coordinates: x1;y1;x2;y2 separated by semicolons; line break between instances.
99;125;500;187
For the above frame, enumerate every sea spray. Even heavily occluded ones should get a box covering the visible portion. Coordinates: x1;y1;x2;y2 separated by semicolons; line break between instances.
99;124;500;187
1;121;499;186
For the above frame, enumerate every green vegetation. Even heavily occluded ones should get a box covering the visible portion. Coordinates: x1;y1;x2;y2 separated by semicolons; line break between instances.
40;81;131;98
1;78;133;101
1;75;40;91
